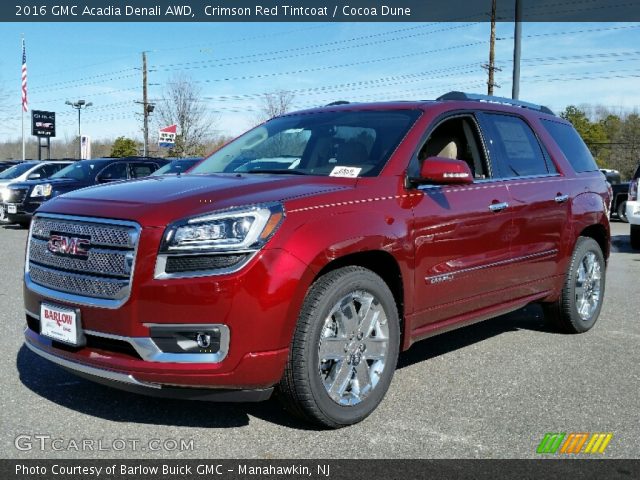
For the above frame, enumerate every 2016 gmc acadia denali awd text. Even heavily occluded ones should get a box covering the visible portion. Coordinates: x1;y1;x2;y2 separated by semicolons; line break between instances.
22;92;610;428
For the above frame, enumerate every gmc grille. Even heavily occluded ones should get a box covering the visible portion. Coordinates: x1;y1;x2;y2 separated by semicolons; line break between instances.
7;187;28;204
26;215;140;306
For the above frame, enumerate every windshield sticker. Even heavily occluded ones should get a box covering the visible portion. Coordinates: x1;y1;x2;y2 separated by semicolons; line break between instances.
329;166;362;178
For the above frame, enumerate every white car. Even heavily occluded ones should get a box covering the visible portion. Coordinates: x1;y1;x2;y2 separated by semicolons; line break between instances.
0;160;71;221
626;163;640;250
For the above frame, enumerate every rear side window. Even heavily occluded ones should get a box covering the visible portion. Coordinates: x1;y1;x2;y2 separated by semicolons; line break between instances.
541;120;598;173
482;113;550;177
129;163;156;178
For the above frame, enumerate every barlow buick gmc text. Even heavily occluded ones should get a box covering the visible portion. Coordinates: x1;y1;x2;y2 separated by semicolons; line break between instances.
23;92;610;428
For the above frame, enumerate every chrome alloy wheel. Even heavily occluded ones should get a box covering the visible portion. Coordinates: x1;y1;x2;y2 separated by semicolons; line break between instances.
318;291;389;406
575;251;602;321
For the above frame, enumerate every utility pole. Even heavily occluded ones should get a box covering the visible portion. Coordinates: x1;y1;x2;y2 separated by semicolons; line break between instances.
512;0;523;99
483;0;500;95
142;51;149;157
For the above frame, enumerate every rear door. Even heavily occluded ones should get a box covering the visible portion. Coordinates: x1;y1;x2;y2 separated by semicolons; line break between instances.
478;112;569;295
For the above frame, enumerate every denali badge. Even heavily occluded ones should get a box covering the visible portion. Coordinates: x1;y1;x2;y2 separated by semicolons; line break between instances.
47;234;90;258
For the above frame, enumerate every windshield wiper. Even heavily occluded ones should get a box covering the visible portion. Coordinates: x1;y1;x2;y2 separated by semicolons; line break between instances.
244;169;308;175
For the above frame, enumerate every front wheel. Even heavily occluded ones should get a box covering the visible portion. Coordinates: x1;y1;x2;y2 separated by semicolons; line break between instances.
543;237;606;333
277;266;400;428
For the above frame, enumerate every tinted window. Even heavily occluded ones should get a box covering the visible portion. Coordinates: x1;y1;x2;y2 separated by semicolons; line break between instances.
51;161;107;181
99;163;129;181
130;163;156;178
483;114;549;177
541;119;598;173
191;109;422;177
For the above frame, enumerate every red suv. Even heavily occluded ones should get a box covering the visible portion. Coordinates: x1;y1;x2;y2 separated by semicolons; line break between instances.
23;92;610;428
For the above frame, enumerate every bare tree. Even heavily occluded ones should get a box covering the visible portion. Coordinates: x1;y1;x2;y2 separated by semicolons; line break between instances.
156;74;215;157
255;90;295;124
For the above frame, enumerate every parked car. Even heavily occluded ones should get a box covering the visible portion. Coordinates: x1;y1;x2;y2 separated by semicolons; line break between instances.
22;92;610;428
2;157;167;226
0;160;73;223
626;163;640;249
0;160;23;174
601;169;629;222
151;157;202;176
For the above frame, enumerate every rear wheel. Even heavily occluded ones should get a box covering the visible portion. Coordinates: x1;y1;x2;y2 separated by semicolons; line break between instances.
631;224;640;250
617;200;628;222
277;266;400;428
543;237;605;333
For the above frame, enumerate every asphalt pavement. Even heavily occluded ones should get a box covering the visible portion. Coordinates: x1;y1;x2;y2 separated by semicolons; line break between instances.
1;221;638;459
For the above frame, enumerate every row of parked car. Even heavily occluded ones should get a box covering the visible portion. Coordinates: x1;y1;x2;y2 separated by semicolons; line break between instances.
0;157;201;226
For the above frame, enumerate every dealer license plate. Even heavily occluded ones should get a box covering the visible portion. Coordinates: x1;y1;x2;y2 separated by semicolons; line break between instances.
40;303;79;345
7;204;16;214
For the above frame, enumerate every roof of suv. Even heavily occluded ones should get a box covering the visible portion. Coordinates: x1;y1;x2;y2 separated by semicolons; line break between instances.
292;91;558;120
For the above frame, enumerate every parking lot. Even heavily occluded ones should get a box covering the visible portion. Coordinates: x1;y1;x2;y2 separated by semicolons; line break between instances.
1;221;638;459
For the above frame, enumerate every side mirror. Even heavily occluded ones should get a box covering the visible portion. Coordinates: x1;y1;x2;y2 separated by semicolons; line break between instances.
28;173;41;180
418;157;473;185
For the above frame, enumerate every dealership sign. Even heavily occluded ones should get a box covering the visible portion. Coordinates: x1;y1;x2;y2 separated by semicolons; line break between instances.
158;124;177;148
32;110;56;137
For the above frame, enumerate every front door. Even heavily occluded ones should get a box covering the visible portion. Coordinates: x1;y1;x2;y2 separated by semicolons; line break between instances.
410;114;515;333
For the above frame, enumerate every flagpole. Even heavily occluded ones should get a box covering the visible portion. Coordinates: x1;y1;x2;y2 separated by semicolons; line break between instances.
21;34;26;161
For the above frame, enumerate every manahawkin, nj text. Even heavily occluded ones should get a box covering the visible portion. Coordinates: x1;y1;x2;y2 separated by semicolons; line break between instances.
15;4;412;19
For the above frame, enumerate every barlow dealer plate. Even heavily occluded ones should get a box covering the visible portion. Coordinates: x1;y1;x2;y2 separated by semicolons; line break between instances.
40;303;80;346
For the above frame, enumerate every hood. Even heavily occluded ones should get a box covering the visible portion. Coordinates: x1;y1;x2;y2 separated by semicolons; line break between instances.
39;174;354;227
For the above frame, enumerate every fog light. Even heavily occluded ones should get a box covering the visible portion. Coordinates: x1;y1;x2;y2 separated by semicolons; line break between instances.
150;326;221;354
196;332;211;348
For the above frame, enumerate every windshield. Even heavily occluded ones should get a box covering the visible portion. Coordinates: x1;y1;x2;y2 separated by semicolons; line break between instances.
0;162;36;180
190;109;421;177
51;161;105;181
152;158;200;176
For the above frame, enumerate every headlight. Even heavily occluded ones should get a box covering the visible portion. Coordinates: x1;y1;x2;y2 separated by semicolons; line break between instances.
0;187;9;202
30;184;52;198
160;203;284;253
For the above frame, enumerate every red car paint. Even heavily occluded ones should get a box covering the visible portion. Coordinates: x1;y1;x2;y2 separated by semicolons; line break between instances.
23;99;610;395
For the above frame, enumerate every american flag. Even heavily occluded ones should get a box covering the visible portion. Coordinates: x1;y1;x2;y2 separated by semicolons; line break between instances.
21;38;28;112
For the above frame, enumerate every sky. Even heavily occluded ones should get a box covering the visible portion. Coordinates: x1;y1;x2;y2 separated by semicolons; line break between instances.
0;21;639;145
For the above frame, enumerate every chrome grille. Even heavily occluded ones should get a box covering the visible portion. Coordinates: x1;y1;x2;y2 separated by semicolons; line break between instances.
31;218;134;248
29;238;131;278
29;264;129;299
26;215;140;306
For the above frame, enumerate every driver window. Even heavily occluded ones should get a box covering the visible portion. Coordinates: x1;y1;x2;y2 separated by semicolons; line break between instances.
419;117;489;179
98;162;128;181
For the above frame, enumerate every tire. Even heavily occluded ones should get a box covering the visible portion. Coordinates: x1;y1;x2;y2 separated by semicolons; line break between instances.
543;237;606;334
631;224;640;250
277;266;400;428
617;200;628;222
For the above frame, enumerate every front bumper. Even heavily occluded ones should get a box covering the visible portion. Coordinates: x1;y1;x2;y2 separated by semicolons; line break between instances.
626;200;640;225
23;242;313;394
24;336;273;401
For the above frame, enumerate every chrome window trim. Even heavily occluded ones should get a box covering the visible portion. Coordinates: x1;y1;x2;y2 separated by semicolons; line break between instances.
154;250;258;280
25;213;141;309
416;173;562;191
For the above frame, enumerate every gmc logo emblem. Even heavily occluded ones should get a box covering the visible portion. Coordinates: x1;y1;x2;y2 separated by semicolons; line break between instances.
47;234;90;258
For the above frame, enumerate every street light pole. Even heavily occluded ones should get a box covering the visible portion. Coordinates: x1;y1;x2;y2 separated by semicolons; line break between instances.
65;99;92;159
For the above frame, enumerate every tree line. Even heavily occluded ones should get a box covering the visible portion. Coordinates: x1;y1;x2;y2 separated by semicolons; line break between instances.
560;105;640;180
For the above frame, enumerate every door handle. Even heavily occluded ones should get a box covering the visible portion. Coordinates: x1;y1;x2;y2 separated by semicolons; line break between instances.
489;202;509;212
555;194;569;204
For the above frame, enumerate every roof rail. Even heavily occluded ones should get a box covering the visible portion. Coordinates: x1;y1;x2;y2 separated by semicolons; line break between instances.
436;91;555;116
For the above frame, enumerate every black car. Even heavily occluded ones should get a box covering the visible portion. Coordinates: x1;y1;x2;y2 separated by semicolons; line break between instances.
2;157;167;226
